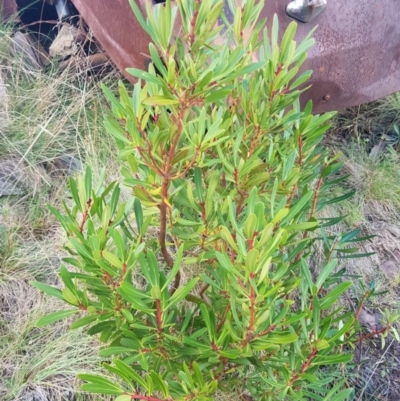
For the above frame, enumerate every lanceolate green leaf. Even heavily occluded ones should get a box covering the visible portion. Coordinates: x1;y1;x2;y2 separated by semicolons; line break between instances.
134;197;143;231
36;310;79;327
31;282;64;300
142;96;179;106
79;384;122;395
114;359;148;388
316;259;338;290
79;374;124;395
166;277;199;310
102;250;124;269
70;314;98;330
311;353;353;365
261;332;298;344
126;68;162;85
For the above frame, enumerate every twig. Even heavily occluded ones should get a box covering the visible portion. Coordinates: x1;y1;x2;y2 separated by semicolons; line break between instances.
216;303;230;332
358;339;394;400
155;298;163;339
288;347;318;386
158;103;190;293
190;10;199;45
79;199;92;233
355;290;371;321
126;393;172;401
159;178;174;270
354;325;390;343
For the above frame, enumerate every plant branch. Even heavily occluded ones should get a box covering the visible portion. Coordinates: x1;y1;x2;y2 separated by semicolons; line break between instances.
217;303;230;332
159;178;174;270
257;325;277;338
170;146;200;179
325;237;340;264
79;199;92;233
288;347;318;386
155;298;163;338
158;102;190;293
293;163;327;263
199;283;210;298
298;131;304;167
354;290;371;321
248;282;256;332
248;126;262;157
190;10;199;45
127;393;172;401
199;201;209;249
310;166;326;219
241;324;277;347
354;325;390;343
136;146;166;177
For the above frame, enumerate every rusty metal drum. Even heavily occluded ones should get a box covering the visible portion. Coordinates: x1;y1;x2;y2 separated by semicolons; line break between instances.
3;0;400;113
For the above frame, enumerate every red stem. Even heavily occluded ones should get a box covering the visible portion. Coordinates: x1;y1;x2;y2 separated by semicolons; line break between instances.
257;324;277;338
288;347;318;386
293;164;326;263
298;132;303;167
241;324;277;347
170;146;200;179
354;325;390;343
354;290;370;321
199;283;209;298
310;171;325;219
249;284;256;331
216;303;230;332
128;394;172;401
159;178;174;266
199;201;209;249
158;105;189;294
118;263;127;285
155;299;163;338
300;348;318;374
79;199;92;233
190;10;199;45
136;146;165;178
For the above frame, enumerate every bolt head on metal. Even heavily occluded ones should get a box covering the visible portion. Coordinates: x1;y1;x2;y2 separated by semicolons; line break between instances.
286;0;327;23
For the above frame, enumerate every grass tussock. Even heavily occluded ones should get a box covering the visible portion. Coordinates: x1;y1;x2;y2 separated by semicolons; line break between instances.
341;149;400;222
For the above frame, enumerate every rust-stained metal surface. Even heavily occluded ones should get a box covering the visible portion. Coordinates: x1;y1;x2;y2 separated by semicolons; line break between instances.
260;0;400;112
70;0;151;73
2;0;18;21
2;0;400;113
68;0;400;113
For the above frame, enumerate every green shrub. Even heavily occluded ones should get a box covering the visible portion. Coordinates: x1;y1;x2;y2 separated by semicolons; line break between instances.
32;1;397;400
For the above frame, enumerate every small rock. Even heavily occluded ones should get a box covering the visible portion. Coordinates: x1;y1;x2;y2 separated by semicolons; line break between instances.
369;135;397;158
12;32;41;70
386;224;400;238
0;159;27;197
0;72;10;130
18;387;75;401
358;308;384;332
50;154;83;175
49;24;79;59
380;250;400;278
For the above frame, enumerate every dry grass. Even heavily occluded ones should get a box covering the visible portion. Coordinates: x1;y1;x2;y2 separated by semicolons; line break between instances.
0;22;119;401
318;106;400;400
0;204;115;401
